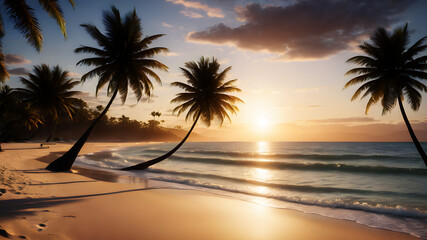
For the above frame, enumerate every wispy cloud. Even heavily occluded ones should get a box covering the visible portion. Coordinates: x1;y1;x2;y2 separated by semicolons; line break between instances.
162;51;180;57
219;58;229;64
167;0;224;18
162;22;173;28
68;72;82;79
5;54;31;65
303;117;379;124
250;88;280;95
8;67;29;76
293;87;320;93
180;9;203;18
293;105;321;109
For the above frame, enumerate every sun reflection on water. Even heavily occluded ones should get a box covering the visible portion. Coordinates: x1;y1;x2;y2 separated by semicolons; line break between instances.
256;141;270;155
251;168;270;181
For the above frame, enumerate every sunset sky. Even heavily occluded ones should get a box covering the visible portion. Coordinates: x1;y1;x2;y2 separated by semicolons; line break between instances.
3;0;427;141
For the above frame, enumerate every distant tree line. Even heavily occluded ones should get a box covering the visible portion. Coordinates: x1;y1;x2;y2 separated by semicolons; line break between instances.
0;80;181;145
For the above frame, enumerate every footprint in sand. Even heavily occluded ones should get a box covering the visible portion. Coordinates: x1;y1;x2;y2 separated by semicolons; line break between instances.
37;223;46;232
0;189;6;196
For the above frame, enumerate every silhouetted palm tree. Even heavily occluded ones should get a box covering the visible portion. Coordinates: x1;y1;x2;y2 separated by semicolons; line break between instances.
344;24;427;167
0;84;16;151
123;57;243;170
0;0;75;82
46;6;168;172
17;64;80;142
10;103;43;136
0;84;42;151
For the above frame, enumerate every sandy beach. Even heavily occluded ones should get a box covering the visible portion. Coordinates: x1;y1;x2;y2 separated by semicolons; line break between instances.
0;142;420;240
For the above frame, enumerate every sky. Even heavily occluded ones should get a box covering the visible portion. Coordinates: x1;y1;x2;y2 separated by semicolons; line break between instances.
2;0;427;142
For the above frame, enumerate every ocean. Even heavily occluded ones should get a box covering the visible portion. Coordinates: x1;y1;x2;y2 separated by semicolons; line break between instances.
76;142;427;238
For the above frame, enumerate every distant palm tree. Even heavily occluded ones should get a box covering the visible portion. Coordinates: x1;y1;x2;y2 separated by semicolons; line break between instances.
0;84;42;151
10;103;43;136
151;111;161;120
17;64;80;142
0;84;16;151
344;24;427;167
123;57;243;170
0;0;75;82
46;6;168;172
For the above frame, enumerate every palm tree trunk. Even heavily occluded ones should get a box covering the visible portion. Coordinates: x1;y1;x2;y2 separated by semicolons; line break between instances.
398;97;427;167
0;143;3;152
122;112;201;171
45;88;119;172
46;121;57;142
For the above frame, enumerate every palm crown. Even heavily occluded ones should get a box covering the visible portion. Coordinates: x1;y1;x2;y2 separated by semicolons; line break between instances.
172;57;243;126
0;0;75;82
344;24;427;114
74;6;168;103
17;64;80;120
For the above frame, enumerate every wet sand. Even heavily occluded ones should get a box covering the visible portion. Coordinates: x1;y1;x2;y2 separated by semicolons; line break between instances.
0;142;419;240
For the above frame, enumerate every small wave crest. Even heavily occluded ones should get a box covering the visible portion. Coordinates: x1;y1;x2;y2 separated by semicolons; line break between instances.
166;155;427;176
145;168;427;199
144;149;416;161
148;175;427;218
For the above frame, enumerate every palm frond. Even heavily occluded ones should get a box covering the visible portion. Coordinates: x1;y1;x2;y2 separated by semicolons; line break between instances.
75;45;108;57
4;0;43;51
38;0;67;39
404;85;422;111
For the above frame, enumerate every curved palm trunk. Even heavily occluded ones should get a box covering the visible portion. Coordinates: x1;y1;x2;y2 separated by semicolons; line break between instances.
398;97;427;167
46;88;119;172
46;122;58;142
122;113;201;171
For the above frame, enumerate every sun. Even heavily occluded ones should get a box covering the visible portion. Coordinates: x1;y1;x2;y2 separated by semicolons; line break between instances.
256;117;270;129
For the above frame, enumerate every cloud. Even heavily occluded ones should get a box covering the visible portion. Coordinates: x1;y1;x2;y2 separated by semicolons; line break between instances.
162;51;180;57
250;88;280;95
293;105;321;109
68;72;82;79
305;117;378;124
293;87;320;93
167;0;224;18
180;10;203;18
187;0;416;60
8;67;29;76
162;22;173;28
5;54;31;65
219;58;229;64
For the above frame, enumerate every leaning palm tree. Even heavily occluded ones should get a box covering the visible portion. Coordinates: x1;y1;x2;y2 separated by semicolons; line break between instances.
46;6;168;172
0;0;75;82
123;57;243;170
344;24;427;167
17;64;80;141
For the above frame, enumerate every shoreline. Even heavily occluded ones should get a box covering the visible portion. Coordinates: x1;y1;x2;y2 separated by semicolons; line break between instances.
0;142;421;240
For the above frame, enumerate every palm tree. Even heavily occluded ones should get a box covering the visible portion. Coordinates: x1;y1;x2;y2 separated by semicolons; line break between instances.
0;85;42;151
344;24;427;167
0;0;75;82
17;64;80;142
9;103;43;137
45;6;168;172
0;84;16;151
123;57;243;170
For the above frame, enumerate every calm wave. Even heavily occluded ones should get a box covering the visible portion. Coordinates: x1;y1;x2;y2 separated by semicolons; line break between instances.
77;142;427;238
